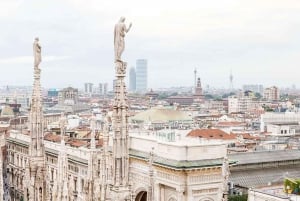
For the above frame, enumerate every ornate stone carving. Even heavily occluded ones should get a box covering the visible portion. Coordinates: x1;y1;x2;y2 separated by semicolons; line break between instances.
115;61;127;75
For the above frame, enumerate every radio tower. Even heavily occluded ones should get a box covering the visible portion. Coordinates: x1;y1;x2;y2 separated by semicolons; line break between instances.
229;70;233;92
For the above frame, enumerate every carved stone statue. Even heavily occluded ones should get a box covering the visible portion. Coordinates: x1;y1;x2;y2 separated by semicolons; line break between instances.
33;37;42;68
114;17;132;62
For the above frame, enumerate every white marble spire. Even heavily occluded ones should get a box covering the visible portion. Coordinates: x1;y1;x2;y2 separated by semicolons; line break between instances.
221;156;230;201
111;17;132;201
0;141;3;201
56;113;69;201
29;52;44;157
25;37;47;201
90;116;96;149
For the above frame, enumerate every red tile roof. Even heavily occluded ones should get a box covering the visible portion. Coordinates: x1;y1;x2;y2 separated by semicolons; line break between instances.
187;129;235;140
239;133;260;140
69;140;87;147
44;133;62;142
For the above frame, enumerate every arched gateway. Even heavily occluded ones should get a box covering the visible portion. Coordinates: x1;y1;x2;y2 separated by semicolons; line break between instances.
135;191;147;201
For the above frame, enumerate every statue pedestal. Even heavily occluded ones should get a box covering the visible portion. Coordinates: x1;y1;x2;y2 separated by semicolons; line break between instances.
115;61;127;77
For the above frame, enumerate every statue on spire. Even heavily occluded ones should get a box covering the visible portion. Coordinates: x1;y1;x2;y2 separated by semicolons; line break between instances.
114;17;132;62
33;37;42;69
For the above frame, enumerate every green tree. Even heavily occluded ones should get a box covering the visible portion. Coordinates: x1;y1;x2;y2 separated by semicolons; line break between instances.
205;94;214;99
254;92;262;99
158;93;168;100
228;194;248;201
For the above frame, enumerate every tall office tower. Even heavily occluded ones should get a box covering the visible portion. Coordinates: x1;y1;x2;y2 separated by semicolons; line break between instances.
135;59;148;92
129;67;136;92
99;83;103;95
103;83;108;95
229;70;233;91
84;83;93;93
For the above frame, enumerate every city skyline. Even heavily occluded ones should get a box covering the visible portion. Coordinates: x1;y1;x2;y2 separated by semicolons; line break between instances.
0;0;300;89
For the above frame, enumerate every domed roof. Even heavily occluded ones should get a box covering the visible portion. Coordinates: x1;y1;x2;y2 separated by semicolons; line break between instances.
1;105;14;117
131;107;192;123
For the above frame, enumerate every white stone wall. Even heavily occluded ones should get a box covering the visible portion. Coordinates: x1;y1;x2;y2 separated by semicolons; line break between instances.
260;112;300;132
248;189;289;201
130;135;227;161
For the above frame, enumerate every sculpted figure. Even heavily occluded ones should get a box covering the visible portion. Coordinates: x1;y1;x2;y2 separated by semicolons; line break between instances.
114;17;132;62
33;37;42;68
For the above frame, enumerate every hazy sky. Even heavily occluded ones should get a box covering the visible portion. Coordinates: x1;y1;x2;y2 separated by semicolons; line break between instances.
0;0;300;90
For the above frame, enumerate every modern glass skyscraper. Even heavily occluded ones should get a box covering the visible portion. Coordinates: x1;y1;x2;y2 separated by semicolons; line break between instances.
129;67;136;91
135;59;147;92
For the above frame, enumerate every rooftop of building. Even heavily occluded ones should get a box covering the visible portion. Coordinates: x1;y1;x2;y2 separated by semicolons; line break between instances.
129;148;226;170
130;107;192;123
229;149;300;165
215;121;247;127
187;129;235;140
1;105;14;117
249;185;300;201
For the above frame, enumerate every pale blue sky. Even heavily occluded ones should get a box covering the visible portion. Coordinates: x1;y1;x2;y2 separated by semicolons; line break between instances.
0;0;300;90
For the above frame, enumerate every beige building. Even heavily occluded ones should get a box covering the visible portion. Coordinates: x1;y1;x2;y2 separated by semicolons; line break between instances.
228;95;258;114
263;86;280;101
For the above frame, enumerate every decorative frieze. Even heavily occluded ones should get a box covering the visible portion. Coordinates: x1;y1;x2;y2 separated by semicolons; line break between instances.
192;188;218;195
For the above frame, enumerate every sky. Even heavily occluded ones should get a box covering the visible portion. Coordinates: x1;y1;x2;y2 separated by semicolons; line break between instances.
0;0;300;90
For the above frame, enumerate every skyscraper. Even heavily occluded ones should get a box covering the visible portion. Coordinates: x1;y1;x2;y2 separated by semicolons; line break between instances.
103;83;108;95
99;83;103;95
135;59;147;92
129;67;136;92
84;82;93;93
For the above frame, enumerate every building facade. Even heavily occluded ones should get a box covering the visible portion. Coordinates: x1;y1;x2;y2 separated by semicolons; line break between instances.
263;86;280;101
228;95;258;114
84;83;93;94
58;87;79;105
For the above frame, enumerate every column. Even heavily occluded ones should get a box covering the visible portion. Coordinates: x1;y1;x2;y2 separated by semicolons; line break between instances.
176;187;185;201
